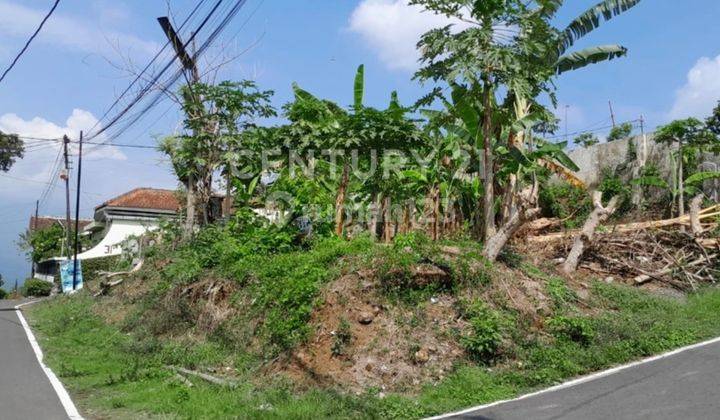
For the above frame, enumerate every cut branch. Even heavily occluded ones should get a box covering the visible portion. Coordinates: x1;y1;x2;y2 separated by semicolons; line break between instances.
562;192;619;274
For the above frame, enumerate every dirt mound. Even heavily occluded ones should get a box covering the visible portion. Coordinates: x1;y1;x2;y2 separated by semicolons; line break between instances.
280;272;464;393
277;258;558;393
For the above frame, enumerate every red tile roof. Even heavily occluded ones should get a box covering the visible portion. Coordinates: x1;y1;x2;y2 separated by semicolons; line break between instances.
29;217;92;232
98;188;180;212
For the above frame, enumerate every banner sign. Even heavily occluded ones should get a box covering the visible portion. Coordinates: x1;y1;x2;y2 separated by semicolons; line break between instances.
60;260;83;293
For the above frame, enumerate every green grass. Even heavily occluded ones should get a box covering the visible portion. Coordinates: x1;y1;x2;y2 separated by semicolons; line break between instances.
27;280;720;419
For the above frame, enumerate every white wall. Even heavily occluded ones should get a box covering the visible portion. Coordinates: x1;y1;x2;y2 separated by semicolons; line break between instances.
75;219;158;260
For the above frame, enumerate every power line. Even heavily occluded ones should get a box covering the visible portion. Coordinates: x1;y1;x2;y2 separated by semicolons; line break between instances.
0;0;61;85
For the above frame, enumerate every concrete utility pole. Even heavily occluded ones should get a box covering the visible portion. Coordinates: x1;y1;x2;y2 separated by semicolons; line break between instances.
30;199;38;278
609;101;616;128
158;16;204;234
62;135;72;257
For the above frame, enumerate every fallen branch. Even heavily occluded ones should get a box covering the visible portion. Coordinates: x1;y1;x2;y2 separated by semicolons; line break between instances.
93;260;144;297
167;366;237;388
529;205;720;244
634;254;718;285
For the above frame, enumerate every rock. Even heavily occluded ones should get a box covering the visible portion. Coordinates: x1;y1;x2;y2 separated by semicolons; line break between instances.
372;305;382;315
414;349;430;364
430;296;439;304
604;276;615;284
358;312;374;325
365;363;374;372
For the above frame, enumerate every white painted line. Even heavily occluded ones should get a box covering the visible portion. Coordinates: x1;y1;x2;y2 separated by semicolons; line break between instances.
15;300;84;420
428;334;720;419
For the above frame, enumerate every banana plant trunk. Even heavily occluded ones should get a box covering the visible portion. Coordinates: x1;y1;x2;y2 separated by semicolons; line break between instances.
334;162;350;237
382;196;393;243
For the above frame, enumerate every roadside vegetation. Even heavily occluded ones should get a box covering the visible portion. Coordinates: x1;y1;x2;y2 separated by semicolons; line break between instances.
18;0;720;418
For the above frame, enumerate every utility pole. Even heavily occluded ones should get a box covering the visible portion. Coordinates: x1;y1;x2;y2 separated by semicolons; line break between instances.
609;101;616;128
62;135;72;257
30;199;38;278
72;131;83;290
158;16;202;235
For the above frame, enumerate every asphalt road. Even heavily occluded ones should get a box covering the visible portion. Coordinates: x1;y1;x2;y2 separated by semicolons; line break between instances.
446;339;720;420
0;299;69;420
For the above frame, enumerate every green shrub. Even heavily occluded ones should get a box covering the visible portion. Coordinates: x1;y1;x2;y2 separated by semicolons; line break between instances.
23;279;52;297
460;301;503;364
598;168;632;215
548;316;595;345
539;182;592;228
0;288;6;299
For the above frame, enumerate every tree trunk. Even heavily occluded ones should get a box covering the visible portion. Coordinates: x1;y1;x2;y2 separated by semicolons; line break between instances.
678;142;685;219
690;194;704;236
183;173;196;239
383;196;392;243
482;80;496;243
334;163;350;237
223;169;233;218
368;194;379;239
483;207;540;262
562;192;620;274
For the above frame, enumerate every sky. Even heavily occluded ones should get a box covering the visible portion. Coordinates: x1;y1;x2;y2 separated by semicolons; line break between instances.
1;0;720;287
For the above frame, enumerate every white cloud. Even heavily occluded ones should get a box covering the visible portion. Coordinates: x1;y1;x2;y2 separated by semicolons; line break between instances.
348;0;471;71
0;109;126;200
0;1;159;59
669;54;720;120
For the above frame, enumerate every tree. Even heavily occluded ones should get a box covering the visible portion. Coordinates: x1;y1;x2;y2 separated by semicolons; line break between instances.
161;80;275;230
705;100;720;138
412;0;642;259
607;122;633;141
0;131;23;172
655;118;719;217
574;132;600;148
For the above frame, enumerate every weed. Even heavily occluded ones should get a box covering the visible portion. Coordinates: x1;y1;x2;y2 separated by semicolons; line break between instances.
459;300;503;364
547;316;595;346
331;318;352;357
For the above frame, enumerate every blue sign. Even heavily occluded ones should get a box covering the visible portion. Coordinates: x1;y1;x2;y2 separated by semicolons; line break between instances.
60;260;83;293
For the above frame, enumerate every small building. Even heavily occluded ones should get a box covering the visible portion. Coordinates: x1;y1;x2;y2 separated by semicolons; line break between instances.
78;188;180;259
32;188;182;281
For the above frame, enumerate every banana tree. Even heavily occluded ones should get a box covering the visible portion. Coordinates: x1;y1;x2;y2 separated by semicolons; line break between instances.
654;118;720;217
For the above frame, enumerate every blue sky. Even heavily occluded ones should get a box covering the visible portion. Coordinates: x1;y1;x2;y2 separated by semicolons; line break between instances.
1;0;719;286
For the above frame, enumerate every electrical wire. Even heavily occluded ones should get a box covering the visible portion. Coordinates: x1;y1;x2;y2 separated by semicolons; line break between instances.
0;0;60;85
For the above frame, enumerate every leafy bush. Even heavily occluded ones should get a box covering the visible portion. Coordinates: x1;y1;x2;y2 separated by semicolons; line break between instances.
0;288;6;299
460;300;503;364
23;279;52;297
607;122;633;141
539;182;592;228
548;316;595;345
598;168;633;215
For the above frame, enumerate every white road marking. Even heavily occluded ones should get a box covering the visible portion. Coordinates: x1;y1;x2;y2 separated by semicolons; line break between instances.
15;300;83;420
427;335;720;419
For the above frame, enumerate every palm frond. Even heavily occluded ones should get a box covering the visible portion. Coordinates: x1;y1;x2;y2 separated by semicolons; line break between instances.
560;0;642;53
556;44;628;74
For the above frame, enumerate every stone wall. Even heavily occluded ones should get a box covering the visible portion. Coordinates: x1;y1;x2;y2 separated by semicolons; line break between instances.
564;134;720;201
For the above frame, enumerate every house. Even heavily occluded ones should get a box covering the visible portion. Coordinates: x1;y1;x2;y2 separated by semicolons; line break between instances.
77;188;180;259
32;188;182;281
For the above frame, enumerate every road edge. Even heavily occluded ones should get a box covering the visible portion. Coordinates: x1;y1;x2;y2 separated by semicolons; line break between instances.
427;334;720;419
15;300;84;420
